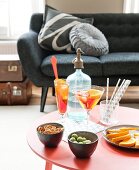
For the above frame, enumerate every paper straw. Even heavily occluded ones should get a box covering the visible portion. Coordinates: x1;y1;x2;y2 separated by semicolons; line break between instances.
107;79;125;115
112;79;125;101
106;78;109;105
113;79;126;105
109;78;121;105
109;79;125;112
109;80;131;115
117;80;131;103
104;79;131;123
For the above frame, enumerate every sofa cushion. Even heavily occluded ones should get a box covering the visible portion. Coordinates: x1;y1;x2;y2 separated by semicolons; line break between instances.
41;54;102;77
100;52;139;76
38;6;93;53
70;23;109;56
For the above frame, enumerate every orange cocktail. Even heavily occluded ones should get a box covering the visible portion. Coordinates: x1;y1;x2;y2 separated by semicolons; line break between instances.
76;89;104;110
75;85;104;125
54;79;69;115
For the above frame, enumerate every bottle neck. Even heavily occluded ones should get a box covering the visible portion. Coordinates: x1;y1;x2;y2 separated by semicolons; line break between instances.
75;69;82;72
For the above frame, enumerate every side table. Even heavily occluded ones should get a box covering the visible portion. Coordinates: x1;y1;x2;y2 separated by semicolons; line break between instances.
27;106;139;170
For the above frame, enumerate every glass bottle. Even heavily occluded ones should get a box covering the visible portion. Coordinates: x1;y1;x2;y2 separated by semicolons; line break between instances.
66;48;91;122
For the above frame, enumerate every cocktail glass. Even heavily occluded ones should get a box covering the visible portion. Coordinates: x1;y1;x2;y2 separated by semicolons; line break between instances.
54;79;69;122
75;85;104;126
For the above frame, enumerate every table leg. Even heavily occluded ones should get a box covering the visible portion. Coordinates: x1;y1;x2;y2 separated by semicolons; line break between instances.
45;161;52;170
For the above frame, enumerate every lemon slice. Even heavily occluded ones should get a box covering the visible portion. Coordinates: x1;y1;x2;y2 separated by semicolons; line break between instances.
88;89;102;98
134;133;139;137
119;138;136;147
135;137;139;148
54;79;66;85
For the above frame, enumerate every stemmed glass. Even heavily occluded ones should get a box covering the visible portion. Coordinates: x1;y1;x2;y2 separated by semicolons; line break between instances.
75;85;104;127
54;79;69;123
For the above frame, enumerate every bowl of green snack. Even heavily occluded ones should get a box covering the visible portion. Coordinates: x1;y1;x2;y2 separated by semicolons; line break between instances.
68;131;98;158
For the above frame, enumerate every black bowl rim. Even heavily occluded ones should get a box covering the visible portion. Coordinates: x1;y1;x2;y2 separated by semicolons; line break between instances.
68;131;98;144
37;122;64;135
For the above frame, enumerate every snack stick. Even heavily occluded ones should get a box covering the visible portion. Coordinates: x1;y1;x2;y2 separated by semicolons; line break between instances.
107;128;131;134
107;129;121;134
135;137;139;148
119;138;136;147
107;131;129;139
111;134;131;143
120;127;138;131
134;133;139;137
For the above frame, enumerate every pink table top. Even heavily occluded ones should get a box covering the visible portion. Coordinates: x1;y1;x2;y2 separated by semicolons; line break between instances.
27;106;139;170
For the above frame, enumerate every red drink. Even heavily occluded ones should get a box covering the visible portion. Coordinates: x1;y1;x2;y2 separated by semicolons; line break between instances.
54;79;69;115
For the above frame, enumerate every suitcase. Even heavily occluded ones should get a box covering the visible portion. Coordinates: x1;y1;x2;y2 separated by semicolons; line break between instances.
0;78;32;105
0;55;25;82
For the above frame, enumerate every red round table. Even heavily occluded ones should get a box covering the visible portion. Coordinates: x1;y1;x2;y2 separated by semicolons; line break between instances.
27;106;139;170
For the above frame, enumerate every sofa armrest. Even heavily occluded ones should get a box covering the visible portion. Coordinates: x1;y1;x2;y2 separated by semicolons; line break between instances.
17;31;50;86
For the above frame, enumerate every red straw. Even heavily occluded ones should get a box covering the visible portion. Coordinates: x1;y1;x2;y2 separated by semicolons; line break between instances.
50;56;58;79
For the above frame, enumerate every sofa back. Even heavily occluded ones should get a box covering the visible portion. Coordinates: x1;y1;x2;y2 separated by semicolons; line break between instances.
30;13;139;53
75;13;139;53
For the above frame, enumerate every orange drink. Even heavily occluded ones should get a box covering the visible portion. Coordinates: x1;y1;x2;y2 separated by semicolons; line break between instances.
76;89;104;110
54;79;69;115
75;85;104;126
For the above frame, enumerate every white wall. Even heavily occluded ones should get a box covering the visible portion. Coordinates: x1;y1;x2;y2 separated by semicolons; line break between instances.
46;0;124;13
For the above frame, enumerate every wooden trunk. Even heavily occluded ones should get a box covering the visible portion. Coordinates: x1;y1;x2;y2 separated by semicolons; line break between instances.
0;55;25;82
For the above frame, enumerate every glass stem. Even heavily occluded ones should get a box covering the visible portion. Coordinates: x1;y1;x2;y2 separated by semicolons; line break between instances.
87;110;90;129
60;114;65;124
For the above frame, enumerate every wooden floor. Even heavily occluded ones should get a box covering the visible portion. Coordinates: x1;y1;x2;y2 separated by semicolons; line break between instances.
29;85;139;105
29;85;56;105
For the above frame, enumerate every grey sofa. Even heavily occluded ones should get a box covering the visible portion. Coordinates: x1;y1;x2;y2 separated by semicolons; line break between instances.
17;12;139;112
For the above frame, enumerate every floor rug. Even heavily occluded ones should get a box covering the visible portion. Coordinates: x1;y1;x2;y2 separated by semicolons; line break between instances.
0;105;66;170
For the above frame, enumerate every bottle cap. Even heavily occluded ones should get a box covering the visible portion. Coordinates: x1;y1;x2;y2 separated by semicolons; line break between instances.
72;48;84;69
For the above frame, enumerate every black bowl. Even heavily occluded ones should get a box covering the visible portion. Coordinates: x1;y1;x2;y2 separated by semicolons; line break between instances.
68;131;98;158
37;122;64;147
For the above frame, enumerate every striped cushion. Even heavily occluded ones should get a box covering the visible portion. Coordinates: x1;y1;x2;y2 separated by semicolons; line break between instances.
38;6;92;53
70;23;109;56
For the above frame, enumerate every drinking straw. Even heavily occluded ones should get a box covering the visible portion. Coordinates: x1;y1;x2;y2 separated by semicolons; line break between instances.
50;56;58;79
112;79;125;102
108;79;125;112
104;78;109;122
104;79;131;123
111;80;131;113
106;78;109;105
109;79;131;117
117;80;131;103
109;78;121;105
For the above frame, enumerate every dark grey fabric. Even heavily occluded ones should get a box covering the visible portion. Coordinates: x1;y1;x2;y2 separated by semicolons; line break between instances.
100;52;139;76
18;12;139;88
90;75;139;86
29;13;43;33
41;52;139;78
41;54;102;77
70;23;109;56
67;13;139;53
17;31;54;87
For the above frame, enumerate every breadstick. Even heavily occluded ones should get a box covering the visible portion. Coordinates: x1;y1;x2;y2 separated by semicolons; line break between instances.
107;131;129;139
111;134;131;143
